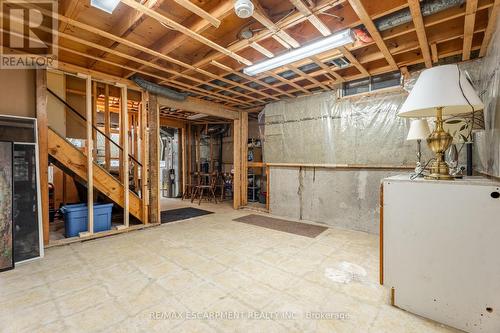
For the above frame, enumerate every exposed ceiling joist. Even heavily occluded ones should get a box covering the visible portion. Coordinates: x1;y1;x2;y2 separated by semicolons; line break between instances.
289;0;332;36
119;0;252;65
463;0;479;60
173;0;221;27
408;0;432;68
347;0;399;70
479;0;500;56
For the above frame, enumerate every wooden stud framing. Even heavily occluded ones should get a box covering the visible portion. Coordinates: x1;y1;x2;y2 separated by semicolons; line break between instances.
85;75;94;235
120;85;130;227
19;0;494;112
36;69;49;245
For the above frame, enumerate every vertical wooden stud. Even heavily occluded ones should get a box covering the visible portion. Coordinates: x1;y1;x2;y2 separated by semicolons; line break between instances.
148;93;160;224
181;125;187;195
36;69;49;245
121;86;129;227
140;92;149;224
104;84;111;172
233;115;241;209
240;112;248;206
86;76;94;235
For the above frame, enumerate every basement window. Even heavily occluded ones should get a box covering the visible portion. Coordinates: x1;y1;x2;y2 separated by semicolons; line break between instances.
342;71;402;97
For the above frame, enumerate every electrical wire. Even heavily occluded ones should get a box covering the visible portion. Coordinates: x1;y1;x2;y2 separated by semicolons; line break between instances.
410;158;436;180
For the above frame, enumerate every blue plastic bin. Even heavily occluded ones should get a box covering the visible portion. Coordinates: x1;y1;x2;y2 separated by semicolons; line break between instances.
61;203;114;237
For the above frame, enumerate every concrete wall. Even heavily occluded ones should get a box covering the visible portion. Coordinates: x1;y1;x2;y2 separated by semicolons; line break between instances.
0;69;35;118
270;167;402;234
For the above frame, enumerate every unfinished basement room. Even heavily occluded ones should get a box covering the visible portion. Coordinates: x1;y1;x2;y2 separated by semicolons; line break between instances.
0;0;499;332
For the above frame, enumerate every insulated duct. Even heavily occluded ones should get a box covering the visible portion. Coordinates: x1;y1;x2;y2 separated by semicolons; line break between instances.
131;76;188;101
375;0;465;31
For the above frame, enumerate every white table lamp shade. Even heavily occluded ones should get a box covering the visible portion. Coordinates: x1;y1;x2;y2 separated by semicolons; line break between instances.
399;64;484;117
407;119;431;140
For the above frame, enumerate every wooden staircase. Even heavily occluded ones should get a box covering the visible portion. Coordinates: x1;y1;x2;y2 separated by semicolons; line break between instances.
48;128;143;221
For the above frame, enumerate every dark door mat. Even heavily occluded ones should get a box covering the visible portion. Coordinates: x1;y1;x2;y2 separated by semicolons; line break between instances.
160;207;213;224
233;214;327;238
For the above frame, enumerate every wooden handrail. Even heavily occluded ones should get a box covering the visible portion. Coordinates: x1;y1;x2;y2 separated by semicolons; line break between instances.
47;87;142;167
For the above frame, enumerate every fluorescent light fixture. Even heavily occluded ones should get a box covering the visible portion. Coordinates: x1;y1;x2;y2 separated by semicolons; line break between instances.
187;114;209;120
243;29;355;76
91;0;121;13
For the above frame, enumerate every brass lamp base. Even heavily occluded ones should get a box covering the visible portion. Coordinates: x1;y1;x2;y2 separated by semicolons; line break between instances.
425;107;454;180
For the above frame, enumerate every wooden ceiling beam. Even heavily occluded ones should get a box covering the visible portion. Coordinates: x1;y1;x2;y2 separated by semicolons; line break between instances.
347;0;399;70
479;0;500;56
463;0;479;60
285;66;331;90
27;5;269;104
408;0;433;68
172;0;221;28
252;0;301;48
119;0;251;65
156;95;240;120
89;0;163;69
430;42;439;63
289;0;332;36
338;46;370;76
51;31;258;106
124;1;234;78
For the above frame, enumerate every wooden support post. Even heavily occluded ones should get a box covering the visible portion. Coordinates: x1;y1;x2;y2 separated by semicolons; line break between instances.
233;116;241;209
148;93;160;224
140;92;149;224
104;84;111;171
36;69;49;245
187;124;192;187
85;76;94;235
240;112;248;206
121;86;129;227
195;128;200;172
181;125;187;196
92;81;98;160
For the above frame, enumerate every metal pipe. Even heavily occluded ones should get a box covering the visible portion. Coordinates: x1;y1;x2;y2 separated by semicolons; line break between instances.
375;0;465;32
131;76;188;101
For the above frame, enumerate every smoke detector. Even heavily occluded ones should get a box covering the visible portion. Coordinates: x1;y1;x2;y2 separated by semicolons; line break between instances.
234;0;254;19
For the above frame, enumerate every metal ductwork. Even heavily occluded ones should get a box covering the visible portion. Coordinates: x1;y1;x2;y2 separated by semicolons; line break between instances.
206;124;229;137
375;0;465;32
131;76;188;101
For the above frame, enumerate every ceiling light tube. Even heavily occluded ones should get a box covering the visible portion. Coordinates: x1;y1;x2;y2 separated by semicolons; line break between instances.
243;29;355;76
91;0;121;13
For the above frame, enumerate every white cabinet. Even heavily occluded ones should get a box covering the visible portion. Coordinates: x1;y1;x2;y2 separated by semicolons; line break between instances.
382;175;500;333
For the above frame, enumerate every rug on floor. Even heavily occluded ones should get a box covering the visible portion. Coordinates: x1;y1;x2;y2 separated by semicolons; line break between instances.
233;214;327;238
160;207;213;224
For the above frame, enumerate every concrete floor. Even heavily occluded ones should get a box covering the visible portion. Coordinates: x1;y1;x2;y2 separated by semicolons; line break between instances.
0;199;459;333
